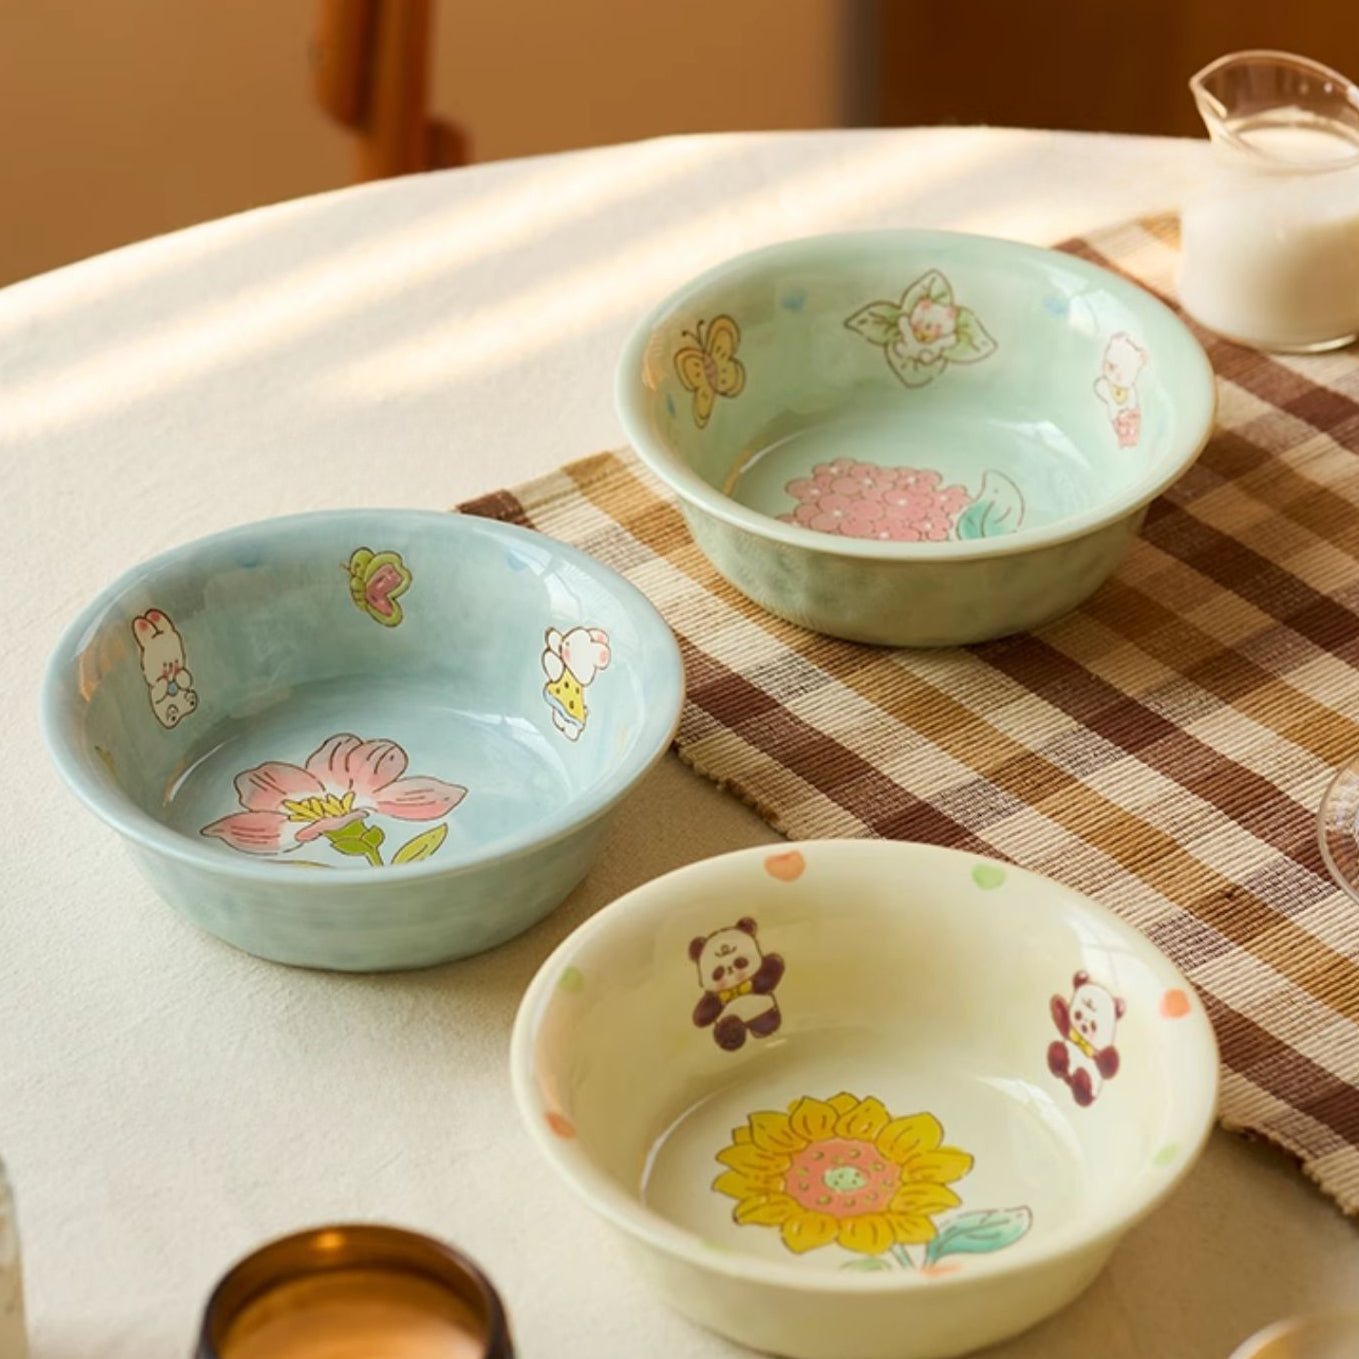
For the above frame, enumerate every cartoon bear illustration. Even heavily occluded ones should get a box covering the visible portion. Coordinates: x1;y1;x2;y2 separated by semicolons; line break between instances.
1093;332;1147;449
1047;971;1125;1107
541;626;610;741
689;918;785;1051
132;609;197;729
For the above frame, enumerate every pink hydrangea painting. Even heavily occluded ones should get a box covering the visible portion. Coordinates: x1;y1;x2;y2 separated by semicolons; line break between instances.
201;733;467;867
778;461;1025;543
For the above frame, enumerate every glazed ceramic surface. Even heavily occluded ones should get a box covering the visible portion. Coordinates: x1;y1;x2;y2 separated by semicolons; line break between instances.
511;841;1218;1359
616;231;1216;646
42;510;683;971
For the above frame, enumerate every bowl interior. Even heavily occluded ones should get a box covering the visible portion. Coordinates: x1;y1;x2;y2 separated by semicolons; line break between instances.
620;232;1213;549
46;511;681;873
519;842;1217;1280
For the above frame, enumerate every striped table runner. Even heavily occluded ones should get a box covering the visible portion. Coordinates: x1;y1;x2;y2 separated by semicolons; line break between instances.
463;214;1359;1212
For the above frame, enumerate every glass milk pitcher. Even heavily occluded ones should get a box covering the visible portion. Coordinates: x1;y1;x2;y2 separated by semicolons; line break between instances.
1179;51;1359;352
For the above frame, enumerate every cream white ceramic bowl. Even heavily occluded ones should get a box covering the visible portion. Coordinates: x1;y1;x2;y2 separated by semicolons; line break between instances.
511;841;1218;1359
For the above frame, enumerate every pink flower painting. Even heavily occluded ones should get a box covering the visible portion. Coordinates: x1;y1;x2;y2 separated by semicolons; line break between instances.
782;460;1029;544
845;270;997;388
201;734;467;867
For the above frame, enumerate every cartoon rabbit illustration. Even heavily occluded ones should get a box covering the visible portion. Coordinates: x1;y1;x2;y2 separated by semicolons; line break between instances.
132;609;197;729
541;626;610;741
1094;333;1147;449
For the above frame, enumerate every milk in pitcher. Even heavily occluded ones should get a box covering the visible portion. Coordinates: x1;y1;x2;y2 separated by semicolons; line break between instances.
1179;52;1359;352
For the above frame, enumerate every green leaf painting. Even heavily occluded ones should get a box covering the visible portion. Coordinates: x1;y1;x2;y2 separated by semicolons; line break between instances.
885;344;946;388
392;823;449;864
955;471;1026;541
843;301;902;348
841;1206;1033;1274
949;307;998;363
840;1255;894;1273
901;269;953;312
924;1207;1033;1266
845;268;997;390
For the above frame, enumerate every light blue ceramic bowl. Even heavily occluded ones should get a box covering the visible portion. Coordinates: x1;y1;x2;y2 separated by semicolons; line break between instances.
617;231;1216;646
41;510;684;971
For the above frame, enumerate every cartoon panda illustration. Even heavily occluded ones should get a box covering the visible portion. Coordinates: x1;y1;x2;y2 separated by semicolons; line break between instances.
1047;971;1125;1107
689;918;785;1052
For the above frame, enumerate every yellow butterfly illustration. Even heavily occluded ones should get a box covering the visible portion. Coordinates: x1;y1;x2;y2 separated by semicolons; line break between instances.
674;315;746;429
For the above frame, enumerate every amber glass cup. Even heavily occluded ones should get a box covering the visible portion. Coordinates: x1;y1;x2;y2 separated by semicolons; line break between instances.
196;1225;514;1359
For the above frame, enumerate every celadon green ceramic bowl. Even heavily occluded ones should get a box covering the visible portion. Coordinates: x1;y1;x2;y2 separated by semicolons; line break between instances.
511;840;1218;1359
616;231;1216;647
41;510;683;971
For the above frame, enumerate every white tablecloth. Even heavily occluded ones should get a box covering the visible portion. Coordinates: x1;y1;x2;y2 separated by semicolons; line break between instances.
5;129;1358;1359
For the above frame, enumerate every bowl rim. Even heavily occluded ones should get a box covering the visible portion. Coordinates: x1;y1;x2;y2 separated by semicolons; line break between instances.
510;839;1221;1294
40;507;685;888
1225;1309;1359;1359
615;228;1218;562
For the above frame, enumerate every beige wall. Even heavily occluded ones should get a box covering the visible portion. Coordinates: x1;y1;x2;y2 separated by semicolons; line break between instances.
0;0;349;286
434;0;847;163
0;0;847;288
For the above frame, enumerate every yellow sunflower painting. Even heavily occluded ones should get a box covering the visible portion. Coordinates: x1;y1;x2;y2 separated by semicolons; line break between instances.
713;1092;1031;1271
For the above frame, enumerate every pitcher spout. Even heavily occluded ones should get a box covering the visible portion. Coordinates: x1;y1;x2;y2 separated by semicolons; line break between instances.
1190;49;1359;171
